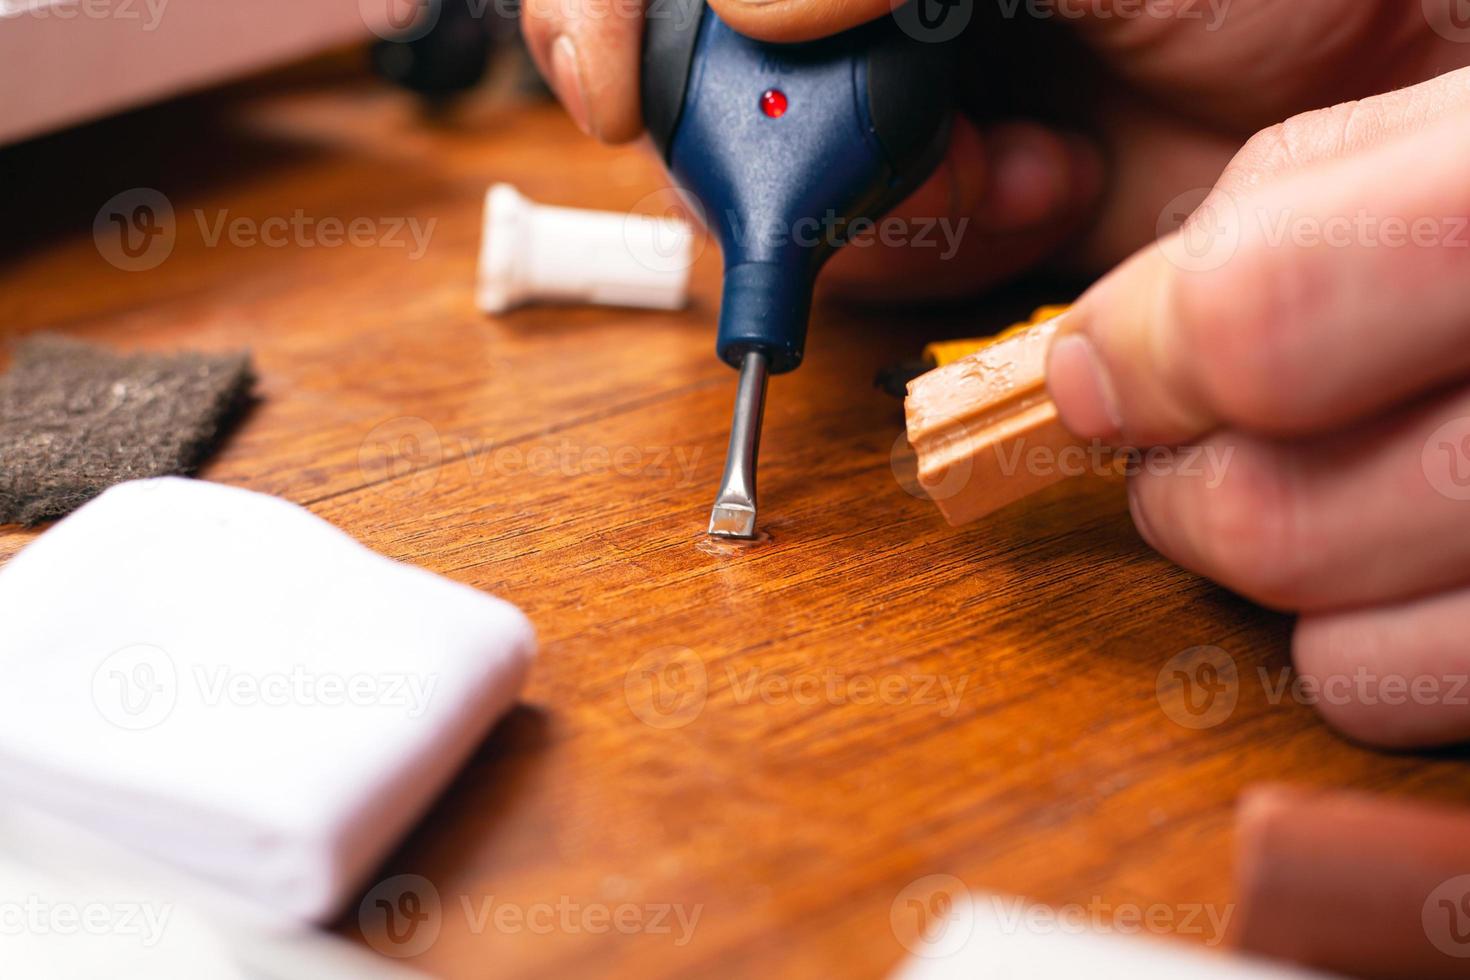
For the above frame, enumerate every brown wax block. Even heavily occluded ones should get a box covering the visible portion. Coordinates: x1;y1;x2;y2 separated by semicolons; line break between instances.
904;317;1086;525
1233;785;1470;979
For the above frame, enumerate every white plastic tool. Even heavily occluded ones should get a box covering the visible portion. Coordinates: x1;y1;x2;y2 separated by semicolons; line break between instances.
477;182;695;313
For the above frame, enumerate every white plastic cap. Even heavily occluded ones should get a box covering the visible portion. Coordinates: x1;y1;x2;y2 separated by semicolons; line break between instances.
477;183;695;314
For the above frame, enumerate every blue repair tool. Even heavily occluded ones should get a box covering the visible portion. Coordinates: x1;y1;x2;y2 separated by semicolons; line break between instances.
643;0;960;538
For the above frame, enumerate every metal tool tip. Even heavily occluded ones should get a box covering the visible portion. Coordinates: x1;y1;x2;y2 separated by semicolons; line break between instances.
707;503;758;540
706;349;770;542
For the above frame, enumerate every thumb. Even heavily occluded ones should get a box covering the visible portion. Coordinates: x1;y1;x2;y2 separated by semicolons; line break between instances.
707;0;894;42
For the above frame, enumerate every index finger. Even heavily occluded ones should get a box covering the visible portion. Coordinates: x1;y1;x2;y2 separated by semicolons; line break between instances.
1047;86;1470;447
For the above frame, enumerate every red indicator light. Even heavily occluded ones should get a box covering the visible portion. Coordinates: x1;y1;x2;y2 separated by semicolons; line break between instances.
760;89;788;119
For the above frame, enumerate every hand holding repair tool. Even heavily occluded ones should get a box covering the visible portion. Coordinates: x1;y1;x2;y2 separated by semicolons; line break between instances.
641;0;959;537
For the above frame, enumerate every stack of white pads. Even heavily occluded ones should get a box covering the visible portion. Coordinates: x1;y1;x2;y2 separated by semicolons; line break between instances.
0;478;535;925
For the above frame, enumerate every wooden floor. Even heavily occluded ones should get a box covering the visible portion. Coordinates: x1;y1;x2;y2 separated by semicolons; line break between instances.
4;57;1469;980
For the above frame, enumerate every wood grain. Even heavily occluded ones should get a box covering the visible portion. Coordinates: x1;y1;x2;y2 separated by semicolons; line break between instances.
3;56;1468;979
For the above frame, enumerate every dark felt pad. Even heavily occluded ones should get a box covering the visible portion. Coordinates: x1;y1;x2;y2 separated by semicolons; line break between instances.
0;335;253;525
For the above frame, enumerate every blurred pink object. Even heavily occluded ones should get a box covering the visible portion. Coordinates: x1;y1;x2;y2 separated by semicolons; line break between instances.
0;0;422;144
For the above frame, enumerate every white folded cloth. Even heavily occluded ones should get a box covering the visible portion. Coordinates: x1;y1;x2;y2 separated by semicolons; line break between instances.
0;478;535;924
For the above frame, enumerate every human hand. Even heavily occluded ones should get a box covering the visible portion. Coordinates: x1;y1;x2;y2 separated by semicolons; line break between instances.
518;0;1109;299
1045;67;1470;749
520;0;1470;297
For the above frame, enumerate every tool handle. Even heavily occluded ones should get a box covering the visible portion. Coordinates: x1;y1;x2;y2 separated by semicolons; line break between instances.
642;0;958;372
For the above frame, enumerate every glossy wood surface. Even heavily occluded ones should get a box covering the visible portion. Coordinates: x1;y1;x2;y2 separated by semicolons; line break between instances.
3;57;1466;979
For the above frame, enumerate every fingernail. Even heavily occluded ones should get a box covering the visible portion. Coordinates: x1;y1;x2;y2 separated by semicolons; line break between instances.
1127;479;1160;552
1047;333;1123;439
550;35;593;137
985;129;1067;230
